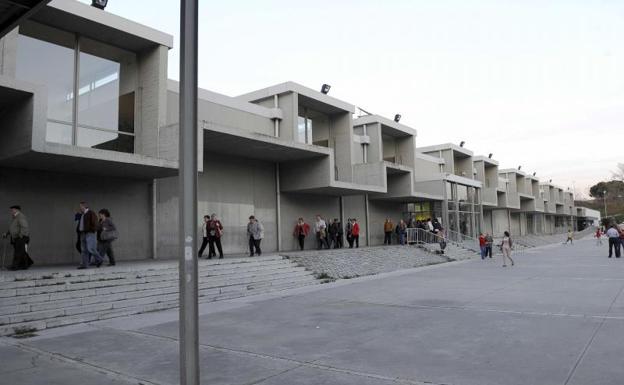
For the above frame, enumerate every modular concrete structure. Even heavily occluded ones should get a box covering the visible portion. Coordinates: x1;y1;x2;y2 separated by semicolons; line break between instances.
0;0;599;265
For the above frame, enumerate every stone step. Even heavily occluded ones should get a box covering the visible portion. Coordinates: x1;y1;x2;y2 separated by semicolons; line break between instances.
0;257;289;290
0;269;315;315
0;272;318;336
0;262;305;298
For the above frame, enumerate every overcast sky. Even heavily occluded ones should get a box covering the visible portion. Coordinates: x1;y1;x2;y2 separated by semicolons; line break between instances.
79;0;624;198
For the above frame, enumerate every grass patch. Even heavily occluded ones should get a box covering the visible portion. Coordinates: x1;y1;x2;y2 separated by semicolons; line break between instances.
315;272;331;280
12;325;38;338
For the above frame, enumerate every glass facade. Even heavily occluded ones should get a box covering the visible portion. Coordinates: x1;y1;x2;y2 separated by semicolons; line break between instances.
15;32;74;145
15;22;137;153
446;182;482;238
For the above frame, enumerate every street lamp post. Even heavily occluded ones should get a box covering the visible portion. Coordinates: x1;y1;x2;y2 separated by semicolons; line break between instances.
603;190;608;219
178;0;199;384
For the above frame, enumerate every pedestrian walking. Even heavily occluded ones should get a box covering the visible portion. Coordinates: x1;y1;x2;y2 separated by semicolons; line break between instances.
485;233;494;258
329;219;342;248
314;215;328;250
595;228;602;246
247;215;264;257
97;209;117;266
334;219;344;248
396;219;407;245
383;218;394;245
563;229;574;245
346;218;354;248
479;233;487;259
293;218;310;251
606;225;621;258
198;215;210;258
207;213;224;259
352;218;360;248
3;205;33;270
77;202;103;269
499;231;515;267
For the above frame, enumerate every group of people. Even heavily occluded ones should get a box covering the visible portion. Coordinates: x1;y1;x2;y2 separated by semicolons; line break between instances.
293;216;361;250
74;202;118;269
2;202;118;271
599;224;624;259
479;231;515;267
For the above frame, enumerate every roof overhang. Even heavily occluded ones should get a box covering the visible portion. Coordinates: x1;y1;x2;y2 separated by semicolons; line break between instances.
0;0;50;39
238;81;355;114
417;143;474;158
30;0;173;51
473;155;499;167
203;124;331;162
354;115;416;137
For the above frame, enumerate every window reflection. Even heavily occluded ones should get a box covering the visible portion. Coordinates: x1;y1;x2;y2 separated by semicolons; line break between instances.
15;23;137;154
15;32;74;144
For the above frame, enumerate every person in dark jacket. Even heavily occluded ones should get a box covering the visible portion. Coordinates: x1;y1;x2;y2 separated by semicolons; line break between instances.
3;205;33;270
334;219;343;248
207;213;224;259
77;201;103;269
97;209;117;266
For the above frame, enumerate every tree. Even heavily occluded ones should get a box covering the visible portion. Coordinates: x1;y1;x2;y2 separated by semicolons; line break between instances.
589;180;624;199
614;163;624;181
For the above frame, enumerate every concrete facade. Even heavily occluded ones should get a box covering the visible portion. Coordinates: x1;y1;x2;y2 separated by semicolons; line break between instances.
0;0;599;265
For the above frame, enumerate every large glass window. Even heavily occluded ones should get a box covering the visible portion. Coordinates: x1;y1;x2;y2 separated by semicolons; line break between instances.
16;26;75;145
297;116;312;144
77;37;136;152
15;22;137;153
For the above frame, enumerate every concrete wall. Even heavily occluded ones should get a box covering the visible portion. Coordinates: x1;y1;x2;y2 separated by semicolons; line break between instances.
490;209;509;237
510;212;521;236
483;210;493;234
0;86;34;159
0;167;152;265
156;153;277;258
369;200;405;245
0;29;18;77
279;192;340;251
342;195;367;246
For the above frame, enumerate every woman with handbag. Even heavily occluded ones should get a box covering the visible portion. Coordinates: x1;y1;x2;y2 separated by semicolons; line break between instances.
98;209;118;266
207;213;224;259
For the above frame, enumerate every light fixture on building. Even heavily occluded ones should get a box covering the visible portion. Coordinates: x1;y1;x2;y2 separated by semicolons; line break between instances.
488;153;493;158
320;84;331;94
518;165;522;171
91;0;108;9
459;141;465;147
549;179;552;183
533;172;536;176
394;114;401;123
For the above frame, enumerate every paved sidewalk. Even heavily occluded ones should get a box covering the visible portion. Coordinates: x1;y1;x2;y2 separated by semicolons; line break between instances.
1;237;623;385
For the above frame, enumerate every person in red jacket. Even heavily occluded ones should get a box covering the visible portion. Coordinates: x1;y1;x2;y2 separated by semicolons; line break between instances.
293;217;310;250
351;218;360;248
478;233;487;260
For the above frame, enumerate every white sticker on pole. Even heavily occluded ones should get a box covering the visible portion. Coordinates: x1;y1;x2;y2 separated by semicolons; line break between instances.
184;246;193;261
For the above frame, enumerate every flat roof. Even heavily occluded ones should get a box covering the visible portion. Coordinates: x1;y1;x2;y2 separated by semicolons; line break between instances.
353;114;417;137
473;155;499;166
30;0;173;51
417;143;474;158
237;81;355;114
499;168;527;177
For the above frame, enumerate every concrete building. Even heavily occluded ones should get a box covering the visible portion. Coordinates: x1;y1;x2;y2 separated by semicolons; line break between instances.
0;0;594;265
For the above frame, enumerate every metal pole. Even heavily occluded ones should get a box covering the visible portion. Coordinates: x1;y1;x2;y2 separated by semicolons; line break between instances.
178;0;199;384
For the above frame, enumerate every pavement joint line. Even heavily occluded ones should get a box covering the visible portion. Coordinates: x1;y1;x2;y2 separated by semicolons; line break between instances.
90;325;447;385
0;337;162;385
563;280;624;385
337;299;624;322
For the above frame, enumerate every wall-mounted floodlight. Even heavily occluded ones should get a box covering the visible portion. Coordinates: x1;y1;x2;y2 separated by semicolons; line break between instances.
394;114;401;123
320;84;331;94
488;153;493;158
518;165;522;171
549;179;552;183
91;0;108;9
533;172;536;176
459;141;465;147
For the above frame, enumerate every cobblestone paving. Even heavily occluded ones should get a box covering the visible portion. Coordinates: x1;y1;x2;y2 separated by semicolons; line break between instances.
283;245;448;279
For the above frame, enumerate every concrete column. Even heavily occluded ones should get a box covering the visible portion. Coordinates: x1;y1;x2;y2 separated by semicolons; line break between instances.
151;179;158;259
365;194;370;246
275;163;282;251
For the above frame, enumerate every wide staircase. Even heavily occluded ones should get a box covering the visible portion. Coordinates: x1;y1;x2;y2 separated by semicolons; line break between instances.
0;256;318;336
